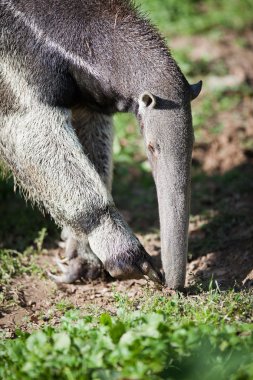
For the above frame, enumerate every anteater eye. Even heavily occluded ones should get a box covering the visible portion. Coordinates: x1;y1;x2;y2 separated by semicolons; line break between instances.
148;142;160;157
148;143;155;154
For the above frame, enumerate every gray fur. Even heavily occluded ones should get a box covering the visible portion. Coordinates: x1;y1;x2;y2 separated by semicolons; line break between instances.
73;107;114;191
60;107;114;280
0;0;201;288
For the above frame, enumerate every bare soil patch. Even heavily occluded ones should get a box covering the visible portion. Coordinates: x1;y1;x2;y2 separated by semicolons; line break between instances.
1;227;252;336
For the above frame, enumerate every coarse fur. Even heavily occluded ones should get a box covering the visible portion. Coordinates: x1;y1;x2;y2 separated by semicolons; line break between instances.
0;0;200;288
1;0;187;113
60;107;114;279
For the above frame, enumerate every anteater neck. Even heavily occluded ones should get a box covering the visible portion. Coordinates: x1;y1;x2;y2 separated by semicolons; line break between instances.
3;0;188;114
67;1;188;114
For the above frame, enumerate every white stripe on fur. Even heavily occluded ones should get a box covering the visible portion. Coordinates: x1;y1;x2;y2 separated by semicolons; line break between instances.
2;0;102;80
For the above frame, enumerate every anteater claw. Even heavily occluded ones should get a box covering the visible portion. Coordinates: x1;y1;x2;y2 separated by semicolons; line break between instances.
144;267;164;284
47;257;85;284
58;257;70;264
58;241;66;249
55;259;69;273
105;252;163;284
48;254;103;284
47;270;78;284
139;262;164;284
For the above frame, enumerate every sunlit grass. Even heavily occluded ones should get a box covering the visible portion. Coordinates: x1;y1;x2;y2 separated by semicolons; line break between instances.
0;289;252;380
136;0;253;37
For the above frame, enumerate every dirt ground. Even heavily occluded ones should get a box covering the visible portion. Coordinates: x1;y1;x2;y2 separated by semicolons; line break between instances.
1;30;253;336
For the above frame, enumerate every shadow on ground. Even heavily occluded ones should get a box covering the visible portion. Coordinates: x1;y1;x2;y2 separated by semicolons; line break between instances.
0;154;252;288
113;157;253;288
0;176;58;251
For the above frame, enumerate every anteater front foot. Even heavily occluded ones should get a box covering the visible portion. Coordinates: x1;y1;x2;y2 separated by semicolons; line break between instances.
47;255;103;284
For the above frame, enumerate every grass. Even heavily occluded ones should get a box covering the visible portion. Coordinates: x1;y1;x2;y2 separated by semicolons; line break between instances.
0;228;47;286
135;0;253;37
0;290;252;380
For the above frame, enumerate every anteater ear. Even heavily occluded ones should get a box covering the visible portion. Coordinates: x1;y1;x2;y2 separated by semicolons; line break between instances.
139;91;156;110
190;80;202;101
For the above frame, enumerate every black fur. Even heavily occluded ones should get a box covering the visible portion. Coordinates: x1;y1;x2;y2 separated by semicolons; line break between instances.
1;0;188;114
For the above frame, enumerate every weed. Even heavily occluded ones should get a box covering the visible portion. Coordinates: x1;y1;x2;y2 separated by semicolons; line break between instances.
0;228;47;286
0;290;252;380
55;299;75;313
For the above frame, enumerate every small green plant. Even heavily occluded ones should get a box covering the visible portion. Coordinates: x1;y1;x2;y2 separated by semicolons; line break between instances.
0;228;47;285
34;228;47;253
55;299;75;313
0;249;24;285
0;297;252;380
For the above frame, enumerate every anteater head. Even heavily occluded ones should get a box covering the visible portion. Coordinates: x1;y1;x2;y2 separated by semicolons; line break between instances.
137;80;202;289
